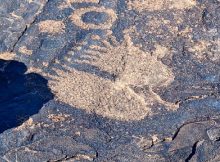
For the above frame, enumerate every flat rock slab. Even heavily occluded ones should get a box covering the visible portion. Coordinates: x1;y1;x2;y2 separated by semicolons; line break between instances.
0;0;220;161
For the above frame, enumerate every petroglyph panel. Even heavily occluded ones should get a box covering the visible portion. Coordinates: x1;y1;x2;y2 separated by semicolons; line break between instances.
2;0;220;161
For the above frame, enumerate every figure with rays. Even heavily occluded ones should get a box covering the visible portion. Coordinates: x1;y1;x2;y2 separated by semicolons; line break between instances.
48;31;179;121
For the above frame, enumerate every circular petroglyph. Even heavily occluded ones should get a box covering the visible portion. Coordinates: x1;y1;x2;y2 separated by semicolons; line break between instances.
70;6;117;30
188;39;220;62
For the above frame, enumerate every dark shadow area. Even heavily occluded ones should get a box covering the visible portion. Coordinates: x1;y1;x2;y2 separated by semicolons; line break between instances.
0;59;53;133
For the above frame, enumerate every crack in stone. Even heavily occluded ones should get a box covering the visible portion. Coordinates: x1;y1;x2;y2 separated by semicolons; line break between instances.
175;92;217;105
10;25;28;52
185;141;199;162
171;116;217;141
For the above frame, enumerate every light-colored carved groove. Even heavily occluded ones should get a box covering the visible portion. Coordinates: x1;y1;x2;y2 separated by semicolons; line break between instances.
127;0;196;12
70;6;117;30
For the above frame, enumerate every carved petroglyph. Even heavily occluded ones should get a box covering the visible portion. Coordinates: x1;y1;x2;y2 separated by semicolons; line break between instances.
127;0;196;12
58;0;117;30
58;0;99;10
70;6;117;30
33;0;179;121
18;46;33;55
188;39;220;62
38;20;65;35
0;52;16;60
48;31;178;121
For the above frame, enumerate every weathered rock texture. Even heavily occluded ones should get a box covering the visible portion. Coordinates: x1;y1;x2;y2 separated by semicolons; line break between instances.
0;0;220;161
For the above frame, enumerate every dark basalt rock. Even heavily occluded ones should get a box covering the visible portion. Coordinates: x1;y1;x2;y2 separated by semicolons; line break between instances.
0;0;220;161
82;11;110;25
0;0;47;52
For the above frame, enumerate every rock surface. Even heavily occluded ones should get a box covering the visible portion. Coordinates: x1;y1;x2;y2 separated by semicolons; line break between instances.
0;0;220;161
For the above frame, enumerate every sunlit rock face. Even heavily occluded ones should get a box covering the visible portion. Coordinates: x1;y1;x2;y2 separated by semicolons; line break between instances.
0;0;220;161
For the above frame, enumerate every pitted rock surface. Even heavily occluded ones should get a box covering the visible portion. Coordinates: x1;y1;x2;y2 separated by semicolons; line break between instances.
1;0;220;161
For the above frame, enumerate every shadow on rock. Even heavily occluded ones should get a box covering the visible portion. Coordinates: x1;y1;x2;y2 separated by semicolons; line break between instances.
0;59;53;133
